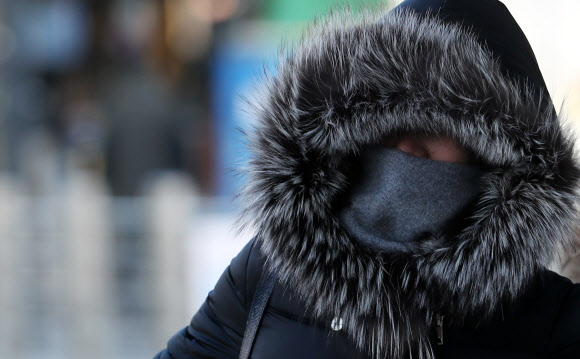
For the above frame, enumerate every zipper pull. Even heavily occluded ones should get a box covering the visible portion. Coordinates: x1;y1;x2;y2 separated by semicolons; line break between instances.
436;313;444;345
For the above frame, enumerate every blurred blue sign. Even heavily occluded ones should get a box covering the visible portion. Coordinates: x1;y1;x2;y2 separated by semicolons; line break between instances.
12;1;88;70
211;28;277;197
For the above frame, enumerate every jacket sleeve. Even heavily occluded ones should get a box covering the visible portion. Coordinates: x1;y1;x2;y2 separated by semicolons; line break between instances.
153;237;264;359
547;282;580;359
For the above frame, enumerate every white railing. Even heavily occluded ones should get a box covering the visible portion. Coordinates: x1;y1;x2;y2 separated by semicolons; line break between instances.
0;170;249;359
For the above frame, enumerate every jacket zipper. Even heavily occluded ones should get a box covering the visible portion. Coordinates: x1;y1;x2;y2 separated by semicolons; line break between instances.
436;313;444;345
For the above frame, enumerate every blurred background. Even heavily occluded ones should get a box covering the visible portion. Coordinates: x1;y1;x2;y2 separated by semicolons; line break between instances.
0;0;578;358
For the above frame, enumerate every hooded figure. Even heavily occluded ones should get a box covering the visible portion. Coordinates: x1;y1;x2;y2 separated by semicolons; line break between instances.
155;0;580;358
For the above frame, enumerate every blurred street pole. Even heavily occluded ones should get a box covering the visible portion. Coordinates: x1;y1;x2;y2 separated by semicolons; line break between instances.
0;175;24;358
145;171;199;349
62;170;113;359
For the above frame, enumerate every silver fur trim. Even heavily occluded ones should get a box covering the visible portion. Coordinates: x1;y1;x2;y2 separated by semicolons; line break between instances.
238;8;580;359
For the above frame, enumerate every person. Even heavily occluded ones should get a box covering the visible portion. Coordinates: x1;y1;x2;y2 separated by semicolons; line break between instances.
154;0;580;358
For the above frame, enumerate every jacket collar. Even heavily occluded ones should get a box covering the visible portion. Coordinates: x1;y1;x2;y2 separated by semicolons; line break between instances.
238;8;580;359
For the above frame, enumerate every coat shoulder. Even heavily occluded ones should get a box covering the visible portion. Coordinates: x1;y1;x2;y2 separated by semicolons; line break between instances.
542;270;580;356
446;269;580;356
153;237;266;359
225;236;266;310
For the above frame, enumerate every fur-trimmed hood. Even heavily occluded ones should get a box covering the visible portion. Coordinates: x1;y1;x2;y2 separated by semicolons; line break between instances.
238;4;580;359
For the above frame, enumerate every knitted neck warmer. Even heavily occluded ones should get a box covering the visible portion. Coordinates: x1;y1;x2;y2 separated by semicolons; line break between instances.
338;147;483;253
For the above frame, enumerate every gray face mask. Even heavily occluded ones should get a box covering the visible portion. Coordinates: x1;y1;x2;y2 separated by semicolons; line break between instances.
338;147;483;253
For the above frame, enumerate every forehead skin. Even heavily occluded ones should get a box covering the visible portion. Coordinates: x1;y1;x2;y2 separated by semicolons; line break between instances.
382;133;469;164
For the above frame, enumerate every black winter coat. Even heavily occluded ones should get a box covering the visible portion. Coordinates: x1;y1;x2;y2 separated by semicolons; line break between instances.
155;0;580;357
154;238;580;359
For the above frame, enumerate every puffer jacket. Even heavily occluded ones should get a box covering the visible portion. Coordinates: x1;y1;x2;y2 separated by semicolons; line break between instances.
155;0;580;358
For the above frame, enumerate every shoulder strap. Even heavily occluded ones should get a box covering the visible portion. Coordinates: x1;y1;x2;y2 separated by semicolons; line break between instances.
239;269;276;359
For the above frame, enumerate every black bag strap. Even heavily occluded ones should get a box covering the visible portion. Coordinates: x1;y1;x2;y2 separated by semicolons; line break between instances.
239;269;276;359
